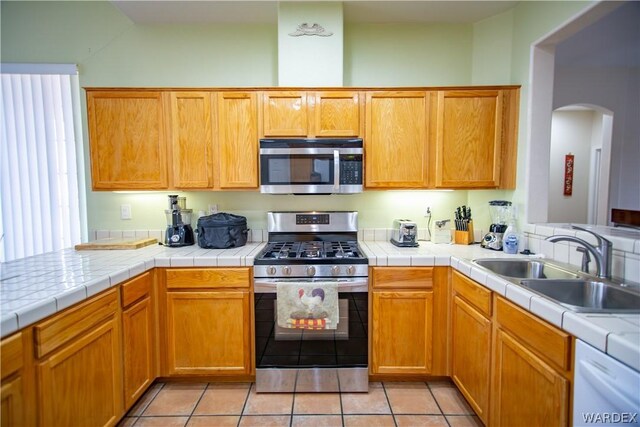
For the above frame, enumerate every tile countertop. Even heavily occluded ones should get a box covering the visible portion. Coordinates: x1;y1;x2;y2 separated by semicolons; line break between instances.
1;240;638;372
0;243;266;338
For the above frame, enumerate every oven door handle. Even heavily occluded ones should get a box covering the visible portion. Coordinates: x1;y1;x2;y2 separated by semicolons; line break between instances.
333;149;340;191
254;278;369;293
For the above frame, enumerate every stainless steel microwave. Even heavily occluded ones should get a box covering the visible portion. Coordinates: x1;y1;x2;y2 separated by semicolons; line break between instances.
259;138;363;194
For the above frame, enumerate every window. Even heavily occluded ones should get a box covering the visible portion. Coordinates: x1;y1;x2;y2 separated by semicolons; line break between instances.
0;64;86;262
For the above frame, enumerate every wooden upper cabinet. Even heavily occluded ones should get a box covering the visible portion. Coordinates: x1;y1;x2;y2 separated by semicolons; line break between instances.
168;91;215;189
218;92;259;189
87;90;168;190
365;91;429;188
312;91;362;137
433;89;515;188
261;91;362;138
262;91;308;137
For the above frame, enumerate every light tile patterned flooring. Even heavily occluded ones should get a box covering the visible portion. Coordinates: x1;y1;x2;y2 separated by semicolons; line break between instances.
119;380;482;427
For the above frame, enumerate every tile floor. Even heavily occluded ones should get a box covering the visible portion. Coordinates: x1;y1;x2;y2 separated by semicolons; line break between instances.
119;380;482;427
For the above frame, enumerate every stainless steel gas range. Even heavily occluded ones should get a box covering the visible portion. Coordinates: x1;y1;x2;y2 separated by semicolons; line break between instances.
253;211;369;393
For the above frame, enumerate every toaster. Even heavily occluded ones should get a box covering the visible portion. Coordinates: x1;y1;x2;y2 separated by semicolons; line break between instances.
390;219;419;247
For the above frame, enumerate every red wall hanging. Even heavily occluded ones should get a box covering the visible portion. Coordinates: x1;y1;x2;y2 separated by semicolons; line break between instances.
564;153;574;196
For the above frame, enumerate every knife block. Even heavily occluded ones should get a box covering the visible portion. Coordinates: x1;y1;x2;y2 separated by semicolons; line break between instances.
454;221;474;245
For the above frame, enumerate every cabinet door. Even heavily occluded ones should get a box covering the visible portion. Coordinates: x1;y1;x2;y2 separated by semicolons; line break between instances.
218;92;258;189
166;291;252;375
87;91;168;190
365;92;429;188
434;90;503;188
1;376;23;427
371;290;432;374
262;91;308;137
312;91;361;137
38;318;123;427
492;329;569;427
169;91;214;188
122;296;154;409
451;295;491;425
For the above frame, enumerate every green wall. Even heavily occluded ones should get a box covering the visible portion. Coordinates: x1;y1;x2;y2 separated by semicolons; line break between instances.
1;0;594;235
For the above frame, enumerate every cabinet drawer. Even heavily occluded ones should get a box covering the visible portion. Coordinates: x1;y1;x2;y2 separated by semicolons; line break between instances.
452;271;492;317
34;289;118;358
166;268;250;289
122;271;152;308
1;332;23;379
495;296;571;371
371;267;433;289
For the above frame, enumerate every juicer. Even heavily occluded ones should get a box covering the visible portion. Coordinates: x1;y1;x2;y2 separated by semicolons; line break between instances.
164;195;194;247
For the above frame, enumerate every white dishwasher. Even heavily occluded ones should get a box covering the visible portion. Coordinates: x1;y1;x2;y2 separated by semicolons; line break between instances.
574;340;640;426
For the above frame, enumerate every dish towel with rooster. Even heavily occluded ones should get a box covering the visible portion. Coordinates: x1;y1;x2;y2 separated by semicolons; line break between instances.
276;282;339;330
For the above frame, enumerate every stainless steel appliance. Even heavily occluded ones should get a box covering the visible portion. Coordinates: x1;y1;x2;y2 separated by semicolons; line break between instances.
253;211;368;392
259;138;363;194
164;195;194;247
481;200;513;251
390;219;418;247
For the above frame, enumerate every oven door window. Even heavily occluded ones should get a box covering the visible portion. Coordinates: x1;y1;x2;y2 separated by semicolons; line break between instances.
255;292;368;369
261;155;334;185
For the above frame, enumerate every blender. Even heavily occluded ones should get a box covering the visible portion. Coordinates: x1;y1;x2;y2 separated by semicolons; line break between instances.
165;195;194;247
481;200;513;251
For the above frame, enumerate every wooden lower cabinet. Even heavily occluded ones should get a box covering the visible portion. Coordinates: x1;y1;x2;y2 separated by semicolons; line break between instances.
33;289;123;427
37;316;123;427
162;268;253;376
1;330;31;427
369;267;450;376
121;272;155;408
492;329;569;427
371;289;433;374
122;296;154;408
1;376;23;427
491;296;572;427
165;291;252;375
451;295;491;425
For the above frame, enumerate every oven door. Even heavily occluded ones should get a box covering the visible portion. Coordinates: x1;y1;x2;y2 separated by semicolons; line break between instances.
254;278;369;392
259;147;363;194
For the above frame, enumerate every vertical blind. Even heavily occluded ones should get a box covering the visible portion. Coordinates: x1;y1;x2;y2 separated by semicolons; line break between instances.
0;66;84;262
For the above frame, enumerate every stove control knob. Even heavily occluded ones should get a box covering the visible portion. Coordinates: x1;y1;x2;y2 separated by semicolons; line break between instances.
306;266;316;277
282;266;292;276
267;266;276;276
346;265;355;276
331;266;340;276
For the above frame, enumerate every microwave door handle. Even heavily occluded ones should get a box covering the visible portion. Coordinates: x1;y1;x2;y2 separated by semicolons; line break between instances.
333;150;340;191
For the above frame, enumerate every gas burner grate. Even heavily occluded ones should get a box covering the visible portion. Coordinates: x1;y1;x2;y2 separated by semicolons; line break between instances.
258;240;363;261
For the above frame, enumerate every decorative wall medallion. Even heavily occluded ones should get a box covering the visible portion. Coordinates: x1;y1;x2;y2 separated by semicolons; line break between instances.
289;23;333;37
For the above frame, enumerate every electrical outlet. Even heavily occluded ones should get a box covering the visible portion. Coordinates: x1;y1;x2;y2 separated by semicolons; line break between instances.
120;204;132;220
208;204;218;214
424;206;432;218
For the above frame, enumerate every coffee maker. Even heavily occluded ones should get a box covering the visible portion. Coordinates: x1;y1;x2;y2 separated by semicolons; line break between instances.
481;200;513;251
165;195;194;247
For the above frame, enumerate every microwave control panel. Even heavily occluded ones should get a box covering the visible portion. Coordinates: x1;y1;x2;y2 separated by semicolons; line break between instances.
340;160;362;185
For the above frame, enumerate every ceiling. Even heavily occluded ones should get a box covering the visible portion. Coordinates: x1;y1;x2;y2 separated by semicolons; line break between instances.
111;1;519;24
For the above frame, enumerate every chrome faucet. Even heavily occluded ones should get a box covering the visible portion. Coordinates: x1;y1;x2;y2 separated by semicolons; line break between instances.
546;225;613;279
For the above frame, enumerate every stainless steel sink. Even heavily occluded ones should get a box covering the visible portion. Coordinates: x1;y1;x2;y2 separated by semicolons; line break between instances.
520;279;640;313
473;258;580;280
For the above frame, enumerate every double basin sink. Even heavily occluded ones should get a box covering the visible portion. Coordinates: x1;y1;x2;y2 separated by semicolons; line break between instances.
472;258;640;313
